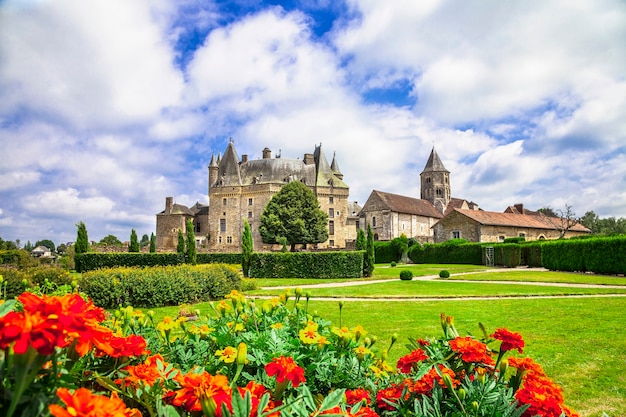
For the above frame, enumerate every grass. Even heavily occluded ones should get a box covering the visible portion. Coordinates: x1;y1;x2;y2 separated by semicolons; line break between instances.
139;267;625;417
448;269;626;286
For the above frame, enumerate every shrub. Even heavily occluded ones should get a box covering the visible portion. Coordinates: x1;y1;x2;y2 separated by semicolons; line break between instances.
408;242;483;264
399;270;413;280
0;266;72;299
79;264;241;308
249;251;363;278
390;261;397;267
439;269;450;278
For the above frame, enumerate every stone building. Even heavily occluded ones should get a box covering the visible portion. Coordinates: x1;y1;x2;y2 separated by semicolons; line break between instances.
432;206;591;242
156;141;355;252
358;147;478;242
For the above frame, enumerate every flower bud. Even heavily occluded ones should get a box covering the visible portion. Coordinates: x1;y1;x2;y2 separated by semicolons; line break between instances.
441;373;454;390
471;401;479;412
0;274;3;284
499;358;509;376
236;342;248;366
22;279;29;288
458;388;466;401
295;287;303;297
338;301;344;310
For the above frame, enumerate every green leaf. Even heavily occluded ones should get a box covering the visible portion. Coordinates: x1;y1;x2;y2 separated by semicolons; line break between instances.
0;299;16;316
316;389;345;414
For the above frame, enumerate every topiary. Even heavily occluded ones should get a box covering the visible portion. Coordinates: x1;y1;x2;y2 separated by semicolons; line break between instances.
399;270;413;280
390;261;397;267
439;270;450;278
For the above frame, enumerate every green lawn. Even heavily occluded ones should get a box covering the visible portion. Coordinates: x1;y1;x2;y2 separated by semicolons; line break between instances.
447;269;626;286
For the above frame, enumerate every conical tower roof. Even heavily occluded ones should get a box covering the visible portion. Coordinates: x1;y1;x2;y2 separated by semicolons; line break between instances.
314;145;348;188
330;152;343;178
421;147;449;173
217;141;242;186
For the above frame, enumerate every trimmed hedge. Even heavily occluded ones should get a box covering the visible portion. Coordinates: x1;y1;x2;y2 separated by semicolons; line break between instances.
75;252;244;272
374;241;399;264
79;264;241;309
408;242;483;265
0;266;73;299
542;236;626;274
249;251;364;278
492;244;522;268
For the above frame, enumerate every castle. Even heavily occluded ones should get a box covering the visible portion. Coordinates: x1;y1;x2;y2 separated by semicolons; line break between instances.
156;142;589;251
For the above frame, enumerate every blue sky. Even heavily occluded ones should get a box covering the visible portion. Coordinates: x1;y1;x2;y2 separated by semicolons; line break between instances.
1;0;625;245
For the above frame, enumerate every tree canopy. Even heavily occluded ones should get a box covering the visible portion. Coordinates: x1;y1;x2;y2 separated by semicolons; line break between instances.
99;235;122;246
35;239;55;252
259;181;328;251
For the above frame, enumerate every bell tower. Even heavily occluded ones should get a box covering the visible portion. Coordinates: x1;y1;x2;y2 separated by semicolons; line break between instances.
420;147;450;214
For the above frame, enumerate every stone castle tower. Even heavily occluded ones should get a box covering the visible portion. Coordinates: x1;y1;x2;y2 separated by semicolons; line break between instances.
420;147;451;214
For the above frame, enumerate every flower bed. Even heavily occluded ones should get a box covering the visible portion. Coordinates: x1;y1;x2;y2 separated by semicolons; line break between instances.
0;289;579;417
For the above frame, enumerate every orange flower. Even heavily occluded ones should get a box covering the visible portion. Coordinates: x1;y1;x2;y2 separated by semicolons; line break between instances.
375;384;407;411
215;346;238;363
236;381;280;417
491;328;525;353
508;356;544;375
265;356;306;387
171;370;231;413
49;387;142;417
346;388;371;405
449;336;494;365
396;348;428;374
407;364;459;396
115;354;172;388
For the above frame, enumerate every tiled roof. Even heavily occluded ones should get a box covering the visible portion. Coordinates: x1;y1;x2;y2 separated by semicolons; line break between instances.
449;208;590;232
373;190;443;218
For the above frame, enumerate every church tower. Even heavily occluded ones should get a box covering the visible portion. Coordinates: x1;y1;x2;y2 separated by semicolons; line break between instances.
420;147;451;214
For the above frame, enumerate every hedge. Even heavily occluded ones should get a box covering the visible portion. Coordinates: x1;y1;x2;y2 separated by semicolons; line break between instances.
79;264;242;309
542;235;626;274
249;251;364;278
197;253;242;265
75;252;244;272
0;266;73;299
373;241;400;264
408;242;483;265
491;244;522;268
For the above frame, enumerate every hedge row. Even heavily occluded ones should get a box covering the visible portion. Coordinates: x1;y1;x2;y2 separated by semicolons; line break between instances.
408;242;483;265
75;252;244;272
79;264;242;309
0;266;73;299
541;235;626;274
249;251;364;278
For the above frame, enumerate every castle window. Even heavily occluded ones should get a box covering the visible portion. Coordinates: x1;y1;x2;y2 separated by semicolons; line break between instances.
248;198;253;206
227;236;233;244
498;235;505;242
248;211;253;218
329;220;335;235
329;240;334;247
436;189;443;196
519;233;526;239
218;236;222;244
372;216;377;227
329;196;334;204
452;231;461;239
195;222;201;233
222;198;227;206
220;219;226;232
329;208;334;218
402;222;405;230
426;177;431;183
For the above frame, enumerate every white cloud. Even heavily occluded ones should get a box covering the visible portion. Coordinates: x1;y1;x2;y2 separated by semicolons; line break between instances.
0;171;41;191
21;188;115;218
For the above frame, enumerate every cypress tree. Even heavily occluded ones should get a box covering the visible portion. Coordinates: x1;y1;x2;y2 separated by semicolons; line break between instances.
149;232;156;253
185;219;196;265
365;224;375;277
241;219;253;277
75;221;90;254
177;229;185;254
355;228;366;251
129;229;140;252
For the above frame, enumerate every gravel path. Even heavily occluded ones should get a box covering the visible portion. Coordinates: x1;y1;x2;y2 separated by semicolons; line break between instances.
256;268;626;301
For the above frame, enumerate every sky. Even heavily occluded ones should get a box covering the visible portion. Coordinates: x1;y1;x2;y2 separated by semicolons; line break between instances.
1;0;625;246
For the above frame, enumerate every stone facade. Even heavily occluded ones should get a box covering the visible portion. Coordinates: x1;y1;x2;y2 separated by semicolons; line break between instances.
156;142;355;252
433;208;591;243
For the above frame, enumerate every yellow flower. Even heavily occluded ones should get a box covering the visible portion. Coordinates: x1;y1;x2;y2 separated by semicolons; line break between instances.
189;324;215;336
299;326;320;345
270;322;284;330
354;345;372;361
352;325;367;341
331;326;353;340
226;321;245;332
157;316;178;332
215;346;238;363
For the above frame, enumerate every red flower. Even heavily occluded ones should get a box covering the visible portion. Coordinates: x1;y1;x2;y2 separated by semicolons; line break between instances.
449;336;494;365
375;384;407;411
265;356;306;387
396;348;428;373
171;371;231;413
49;387;142;417
115;354;173;388
345;388;371;405
406;365;459;396
491;328;525;353
237;381;279;417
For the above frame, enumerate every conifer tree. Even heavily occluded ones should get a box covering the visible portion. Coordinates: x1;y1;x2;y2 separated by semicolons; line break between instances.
241;219;253;277
177;229;185;254
149;233;156;253
75;221;90;254
129;229;140;252
365;225;375;277
185;219;196;265
355;228;366;251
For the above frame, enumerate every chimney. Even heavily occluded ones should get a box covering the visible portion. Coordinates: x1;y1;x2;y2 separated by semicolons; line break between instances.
303;153;314;165
262;147;272;159
514;203;524;214
165;197;173;214
241;154;248;163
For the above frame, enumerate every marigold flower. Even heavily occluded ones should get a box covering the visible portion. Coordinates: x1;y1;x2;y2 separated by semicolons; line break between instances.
449;336;494;365
171;371;231;413
407;364;459;396
115;354;173;388
265;356;306;387
346;388;371;405
508;356;544;375
270;322;283;329
396;348;428;374
491;328;525;353
299;326;320;344
49;387;142;417
331;326;353;340
216;346;238;363
375;384;407;411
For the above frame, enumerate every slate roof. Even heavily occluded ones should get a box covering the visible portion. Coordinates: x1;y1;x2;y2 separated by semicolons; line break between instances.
369;190;443;218
444;208;591;232
421;147;449;173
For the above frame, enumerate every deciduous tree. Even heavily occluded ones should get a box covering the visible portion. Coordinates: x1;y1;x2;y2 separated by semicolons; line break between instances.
35;239;55;253
99;235;122;246
259;181;328;251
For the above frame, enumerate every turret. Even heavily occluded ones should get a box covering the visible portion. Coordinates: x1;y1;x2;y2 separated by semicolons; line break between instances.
420;147;451;214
